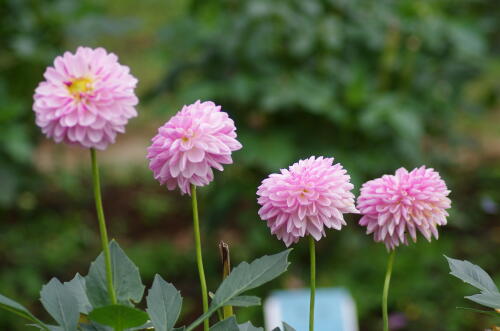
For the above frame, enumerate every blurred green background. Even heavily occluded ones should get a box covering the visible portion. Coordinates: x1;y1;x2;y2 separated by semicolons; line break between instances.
1;0;499;330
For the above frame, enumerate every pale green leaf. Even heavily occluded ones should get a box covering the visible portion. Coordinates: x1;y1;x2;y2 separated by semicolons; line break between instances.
210;316;238;331
465;293;500;309
85;241;145;307
226;296;261;307
212;249;291;307
40;278;80;331
0;293;49;329
146;274;183;331
445;256;498;293
64;274;91;314
186;249;291;331
238;321;263;331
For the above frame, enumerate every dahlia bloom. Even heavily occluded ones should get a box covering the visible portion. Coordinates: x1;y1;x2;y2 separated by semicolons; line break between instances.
357;166;451;250
257;156;358;247
147;100;242;195
33;47;138;150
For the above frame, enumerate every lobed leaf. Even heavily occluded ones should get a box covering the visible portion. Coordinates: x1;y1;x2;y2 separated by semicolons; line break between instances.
238;321;263;331
210;316;239;331
64;274;92;314
465;293;500;309
146;274;183;331
40;278;80;331
445;256;499;293
186;249;291;331
85;240;145;308
212;249;291;307
0;293;49;330
225;296;261;307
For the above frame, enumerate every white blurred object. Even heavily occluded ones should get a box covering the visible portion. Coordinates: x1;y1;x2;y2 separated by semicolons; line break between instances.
264;288;358;331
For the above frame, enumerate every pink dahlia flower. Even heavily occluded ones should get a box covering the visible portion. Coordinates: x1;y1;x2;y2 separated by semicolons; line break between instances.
33;47;138;150
147;100;242;195
357;166;451;250
257;156;358;247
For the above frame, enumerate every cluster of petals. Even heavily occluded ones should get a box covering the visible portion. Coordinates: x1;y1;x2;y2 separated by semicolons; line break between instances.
147;100;242;195
33;47;138;150
257;156;358;246
357;166;451;250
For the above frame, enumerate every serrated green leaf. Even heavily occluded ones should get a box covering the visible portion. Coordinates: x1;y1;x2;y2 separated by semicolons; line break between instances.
64;274;91;314
238;321;263;331
40;278;80;331
88;304;148;331
225;296;261;307
0;294;49;330
29;325;62;331
212;249;291;307
146;274;183;331
186;249;291;331
456;306;500;317
210;316;239;331
465;292;500;309
85;241;145;307
445;256;499;293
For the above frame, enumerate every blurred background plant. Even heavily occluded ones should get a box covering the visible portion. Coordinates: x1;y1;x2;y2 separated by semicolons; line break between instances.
0;0;499;330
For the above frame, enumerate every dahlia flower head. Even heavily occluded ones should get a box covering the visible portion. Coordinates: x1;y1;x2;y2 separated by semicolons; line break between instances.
257;156;358;247
357;166;451;250
33;47;138;150
147;100;242;195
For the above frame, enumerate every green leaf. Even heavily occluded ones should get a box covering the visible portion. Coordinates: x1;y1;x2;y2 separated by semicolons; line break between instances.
86;240;145;307
78;323;110;331
88;304;149;331
456;306;500;318
465;293;500;309
210;316;239;331
146;274;183;331
64;274;91;314
0;293;49;329
186;249;291;331
212;249;291;307
238;321;263;330
445;256;499;293
30;325;63;331
40;278;80;331
225;296;261;307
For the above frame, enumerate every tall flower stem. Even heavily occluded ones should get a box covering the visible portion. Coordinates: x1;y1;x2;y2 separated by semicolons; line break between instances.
90;148;117;305
191;184;209;331
382;250;396;331
309;236;316;331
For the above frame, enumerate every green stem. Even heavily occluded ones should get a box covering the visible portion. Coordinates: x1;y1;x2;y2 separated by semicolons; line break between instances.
382;250;396;331
309;236;316;331
90;149;117;305
191;184;209;331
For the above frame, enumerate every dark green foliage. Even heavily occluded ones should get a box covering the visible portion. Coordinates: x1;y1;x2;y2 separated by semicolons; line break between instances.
0;242;291;331
0;0;499;330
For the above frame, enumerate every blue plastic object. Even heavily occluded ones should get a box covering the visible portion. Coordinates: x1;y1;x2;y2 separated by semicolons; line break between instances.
264;288;358;331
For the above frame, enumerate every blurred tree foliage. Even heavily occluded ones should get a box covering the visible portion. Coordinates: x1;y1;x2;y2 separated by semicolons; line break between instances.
1;0;499;330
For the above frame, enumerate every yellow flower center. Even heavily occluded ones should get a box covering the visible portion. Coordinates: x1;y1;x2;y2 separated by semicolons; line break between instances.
66;77;93;100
